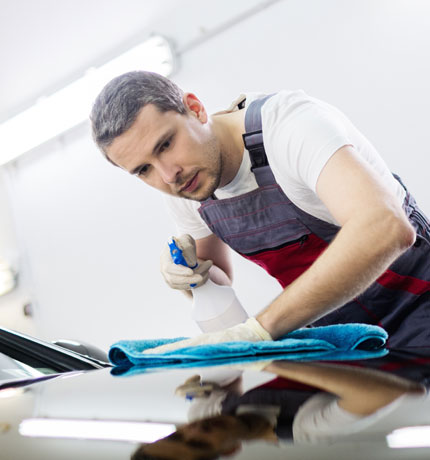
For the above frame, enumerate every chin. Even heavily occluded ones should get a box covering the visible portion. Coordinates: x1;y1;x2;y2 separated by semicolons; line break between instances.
181;180;219;202
180;190;211;202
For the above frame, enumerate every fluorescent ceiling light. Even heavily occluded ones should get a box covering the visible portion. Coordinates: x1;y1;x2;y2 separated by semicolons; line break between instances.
0;35;174;166
387;425;430;448
19;418;176;443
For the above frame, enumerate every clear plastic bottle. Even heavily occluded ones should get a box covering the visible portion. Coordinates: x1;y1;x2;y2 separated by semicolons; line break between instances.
191;279;248;332
169;239;248;332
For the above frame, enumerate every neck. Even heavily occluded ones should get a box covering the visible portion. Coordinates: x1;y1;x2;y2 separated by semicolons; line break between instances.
211;109;245;188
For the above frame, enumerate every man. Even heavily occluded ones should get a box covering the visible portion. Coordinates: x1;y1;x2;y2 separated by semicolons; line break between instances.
90;71;430;349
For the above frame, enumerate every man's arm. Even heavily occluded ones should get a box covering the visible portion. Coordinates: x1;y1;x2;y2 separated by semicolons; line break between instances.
196;233;234;286
257;145;416;338
264;361;423;415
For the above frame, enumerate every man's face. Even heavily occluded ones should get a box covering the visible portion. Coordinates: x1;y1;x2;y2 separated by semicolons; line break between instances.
137;415;242;460
106;100;223;202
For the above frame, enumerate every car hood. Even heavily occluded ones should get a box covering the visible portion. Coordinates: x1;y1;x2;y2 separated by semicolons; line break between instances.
0;363;272;459
1;356;430;460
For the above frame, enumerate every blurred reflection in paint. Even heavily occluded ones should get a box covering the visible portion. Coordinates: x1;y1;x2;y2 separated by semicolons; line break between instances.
132;359;426;458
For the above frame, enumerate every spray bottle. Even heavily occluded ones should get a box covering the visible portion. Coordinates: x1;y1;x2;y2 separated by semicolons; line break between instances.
168;239;249;333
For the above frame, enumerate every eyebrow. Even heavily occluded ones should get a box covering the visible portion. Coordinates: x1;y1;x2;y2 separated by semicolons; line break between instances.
130;128;175;175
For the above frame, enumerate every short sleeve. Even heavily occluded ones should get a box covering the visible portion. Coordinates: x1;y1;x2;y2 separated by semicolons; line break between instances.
292;393;362;444
163;195;212;240
263;91;353;193
292;390;427;445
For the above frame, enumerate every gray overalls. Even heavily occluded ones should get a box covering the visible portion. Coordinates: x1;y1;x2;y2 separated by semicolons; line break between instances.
198;95;430;348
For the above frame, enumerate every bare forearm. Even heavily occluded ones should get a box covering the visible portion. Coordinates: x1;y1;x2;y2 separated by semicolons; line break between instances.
257;212;415;338
208;264;232;286
264;361;423;415
265;361;420;395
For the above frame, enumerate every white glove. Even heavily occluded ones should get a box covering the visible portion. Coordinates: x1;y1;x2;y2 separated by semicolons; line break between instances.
175;369;242;398
160;234;213;290
143;318;272;354
175;375;221;399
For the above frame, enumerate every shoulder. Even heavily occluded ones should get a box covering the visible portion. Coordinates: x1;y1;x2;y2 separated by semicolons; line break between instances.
257;91;353;205
258;90;351;174
261;90;348;134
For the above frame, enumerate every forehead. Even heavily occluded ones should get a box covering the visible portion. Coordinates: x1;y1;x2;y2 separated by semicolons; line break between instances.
106;104;177;168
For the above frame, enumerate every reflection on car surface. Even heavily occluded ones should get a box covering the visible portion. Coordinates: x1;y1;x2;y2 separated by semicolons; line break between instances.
1;327;430;460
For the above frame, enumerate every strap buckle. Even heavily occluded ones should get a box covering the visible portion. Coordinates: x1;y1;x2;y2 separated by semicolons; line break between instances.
242;130;268;171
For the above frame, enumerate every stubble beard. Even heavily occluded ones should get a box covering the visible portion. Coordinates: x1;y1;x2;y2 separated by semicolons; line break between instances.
179;138;223;202
179;165;222;202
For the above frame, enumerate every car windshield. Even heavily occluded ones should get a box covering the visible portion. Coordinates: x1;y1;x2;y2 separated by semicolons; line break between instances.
0;327;109;381
0;351;58;384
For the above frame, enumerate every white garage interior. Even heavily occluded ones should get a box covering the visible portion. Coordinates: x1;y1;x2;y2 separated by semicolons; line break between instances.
1;0;430;350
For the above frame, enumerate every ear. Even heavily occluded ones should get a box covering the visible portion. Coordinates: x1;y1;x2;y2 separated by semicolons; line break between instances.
183;92;208;123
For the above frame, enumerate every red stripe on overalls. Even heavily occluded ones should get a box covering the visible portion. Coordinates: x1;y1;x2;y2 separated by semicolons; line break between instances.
258;377;317;391
241;233;328;288
243;233;430;297
376;270;430;295
378;356;430;371
242;231;430;332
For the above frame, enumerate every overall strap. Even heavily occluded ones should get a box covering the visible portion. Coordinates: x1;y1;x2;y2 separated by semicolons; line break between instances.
242;94;276;186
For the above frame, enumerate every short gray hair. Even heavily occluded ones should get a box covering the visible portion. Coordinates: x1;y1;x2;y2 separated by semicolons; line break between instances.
90;71;186;155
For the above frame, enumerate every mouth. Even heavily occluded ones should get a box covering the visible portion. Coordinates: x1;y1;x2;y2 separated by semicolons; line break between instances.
179;172;199;193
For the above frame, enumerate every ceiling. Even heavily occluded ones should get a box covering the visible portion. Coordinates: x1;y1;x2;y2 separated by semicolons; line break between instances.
0;0;178;123
0;0;280;125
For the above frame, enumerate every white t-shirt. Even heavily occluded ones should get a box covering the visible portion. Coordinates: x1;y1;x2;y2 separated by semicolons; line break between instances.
292;390;428;445
164;90;406;240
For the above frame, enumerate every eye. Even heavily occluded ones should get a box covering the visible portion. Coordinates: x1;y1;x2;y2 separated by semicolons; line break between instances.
136;164;150;177
160;135;173;152
161;140;170;151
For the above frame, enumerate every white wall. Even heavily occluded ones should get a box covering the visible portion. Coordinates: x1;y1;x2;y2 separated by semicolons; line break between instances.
0;171;18;268
2;0;430;349
0;170;35;335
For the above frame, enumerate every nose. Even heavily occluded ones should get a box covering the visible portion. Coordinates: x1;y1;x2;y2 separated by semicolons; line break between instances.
157;159;181;184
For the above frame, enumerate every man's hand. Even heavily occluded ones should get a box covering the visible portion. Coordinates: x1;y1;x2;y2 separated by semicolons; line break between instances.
160;234;213;290
143;318;272;354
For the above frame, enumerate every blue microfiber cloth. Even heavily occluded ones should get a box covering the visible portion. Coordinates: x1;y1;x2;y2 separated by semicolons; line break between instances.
111;348;389;377
109;323;388;370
